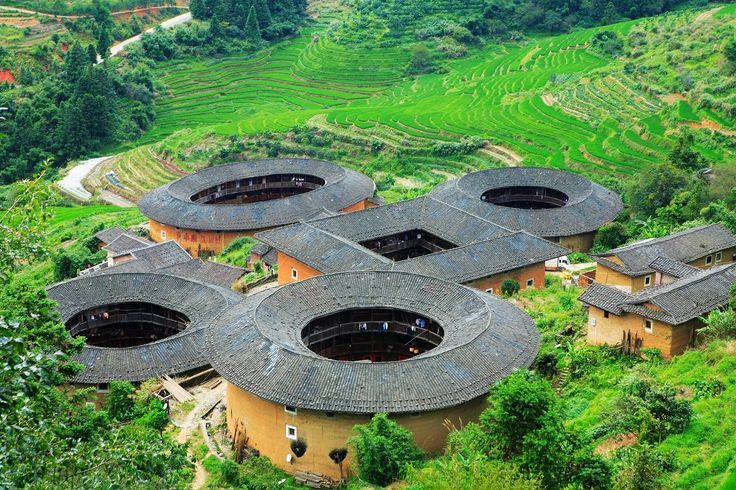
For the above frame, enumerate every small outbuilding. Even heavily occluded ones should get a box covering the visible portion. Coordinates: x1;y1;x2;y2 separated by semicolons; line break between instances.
205;271;539;481
592;223;736;293
138;159;377;257
580;264;736;358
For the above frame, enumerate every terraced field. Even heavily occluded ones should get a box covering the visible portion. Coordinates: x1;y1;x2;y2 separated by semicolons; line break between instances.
106;4;735;200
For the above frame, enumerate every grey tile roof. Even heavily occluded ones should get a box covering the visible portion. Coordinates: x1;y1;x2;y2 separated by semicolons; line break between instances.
93;241;193;275
250;242;278;266
48;273;242;383
428;167;622;237
102;233;154;255
580;264;736;325
386;231;567;283
594;224;736;276
256;196;566;282
648;256;699;279
204;271;539;414
157;258;245;289
94;226;128;244
138;159;375;231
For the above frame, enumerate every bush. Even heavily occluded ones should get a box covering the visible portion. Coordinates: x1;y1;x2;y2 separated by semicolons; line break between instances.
405;454;541;489
594;222;628;251
697;309;736;343
501;279;520;296
602;376;692;443
349;413;424;486
105;381;136;421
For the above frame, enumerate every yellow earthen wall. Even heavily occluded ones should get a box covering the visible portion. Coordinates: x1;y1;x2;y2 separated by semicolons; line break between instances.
465;263;546;293
226;384;486;480
276;252;323;285
586;306;700;358
557;231;597;253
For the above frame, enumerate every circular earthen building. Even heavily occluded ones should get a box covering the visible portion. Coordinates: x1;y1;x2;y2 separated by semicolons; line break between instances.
139;159;376;257
205;271;539;481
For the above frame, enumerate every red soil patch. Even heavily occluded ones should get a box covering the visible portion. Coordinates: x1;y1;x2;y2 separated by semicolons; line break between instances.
0;69;15;84
595;433;638;456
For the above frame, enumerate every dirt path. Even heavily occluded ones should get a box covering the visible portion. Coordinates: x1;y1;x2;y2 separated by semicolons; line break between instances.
541;93;556;106
100;189;135;207
177;426;208;489
479;145;524;167
694;6;723;23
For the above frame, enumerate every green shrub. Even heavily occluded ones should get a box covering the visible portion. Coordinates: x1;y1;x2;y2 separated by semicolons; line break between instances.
698;309;736;343
501;279;520;296
405;454;541;490
349;413;424;486
105;381;136;422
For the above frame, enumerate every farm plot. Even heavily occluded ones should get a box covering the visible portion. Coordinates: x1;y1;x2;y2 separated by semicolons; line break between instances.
130;5;734;193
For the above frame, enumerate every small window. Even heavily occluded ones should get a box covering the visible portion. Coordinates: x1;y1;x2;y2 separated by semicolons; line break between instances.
160;230;167;240
291;268;298;280
705;255;713;265
644;275;652;286
286;425;298;440
526;278;534;287
284;405;297;415
325;412;335;418
485;288;494;294
644;319;653;333
604;311;610;318
716;252;722;263
97;383;109;393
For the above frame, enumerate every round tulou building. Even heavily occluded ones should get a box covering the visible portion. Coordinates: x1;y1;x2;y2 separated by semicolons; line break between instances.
205;271;539;481
139;158;377;257
429;167;623;251
47;272;241;388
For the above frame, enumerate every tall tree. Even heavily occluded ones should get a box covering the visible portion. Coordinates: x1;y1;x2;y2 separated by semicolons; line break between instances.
208;12;225;39
189;0;206;19
96;24;112;60
253;0;272;29
64;44;87;84
86;44;98;65
244;5;262;43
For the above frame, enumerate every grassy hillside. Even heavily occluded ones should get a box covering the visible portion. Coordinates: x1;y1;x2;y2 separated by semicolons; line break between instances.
518;280;736;489
92;2;735;204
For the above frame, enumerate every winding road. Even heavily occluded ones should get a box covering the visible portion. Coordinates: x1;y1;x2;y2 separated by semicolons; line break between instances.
105;11;192;60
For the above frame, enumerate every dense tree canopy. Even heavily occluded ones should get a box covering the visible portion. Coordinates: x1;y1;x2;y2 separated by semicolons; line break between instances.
0;175;193;488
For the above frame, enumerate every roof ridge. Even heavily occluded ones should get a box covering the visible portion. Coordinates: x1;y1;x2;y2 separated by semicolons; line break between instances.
631;263;736;303
423;195;515;233
303;222;392;264
602;223;725;255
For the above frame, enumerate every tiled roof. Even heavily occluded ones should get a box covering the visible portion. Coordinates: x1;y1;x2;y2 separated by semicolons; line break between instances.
48;273;242;383
93;241;193;275
648;256;699;279
386;231;567;283
102;233;154;255
157;258;246;289
580;264;736;325
594;224;736;276
94;226;128;244
256;196;566;282
138;159;375;231
428;167;622;237
204;271;539;413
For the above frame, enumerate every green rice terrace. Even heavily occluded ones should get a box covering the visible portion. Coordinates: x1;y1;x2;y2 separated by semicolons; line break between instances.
90;2;736;203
